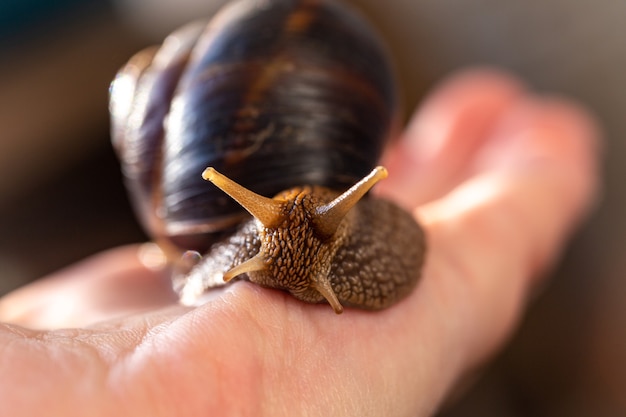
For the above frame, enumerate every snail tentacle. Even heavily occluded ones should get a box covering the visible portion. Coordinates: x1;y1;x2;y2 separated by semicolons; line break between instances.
313;276;344;314
314;166;388;239
202;167;285;228
223;253;266;282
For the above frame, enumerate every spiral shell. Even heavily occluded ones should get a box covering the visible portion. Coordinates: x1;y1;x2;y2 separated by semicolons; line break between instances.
110;0;397;254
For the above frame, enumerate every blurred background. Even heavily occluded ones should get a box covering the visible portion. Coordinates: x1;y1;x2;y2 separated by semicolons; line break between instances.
0;0;624;415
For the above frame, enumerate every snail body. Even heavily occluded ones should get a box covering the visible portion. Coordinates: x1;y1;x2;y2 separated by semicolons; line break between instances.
110;0;425;314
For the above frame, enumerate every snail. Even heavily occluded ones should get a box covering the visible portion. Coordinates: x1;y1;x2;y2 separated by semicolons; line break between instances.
109;0;425;314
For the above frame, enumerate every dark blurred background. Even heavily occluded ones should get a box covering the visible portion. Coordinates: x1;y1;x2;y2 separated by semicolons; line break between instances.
0;0;624;415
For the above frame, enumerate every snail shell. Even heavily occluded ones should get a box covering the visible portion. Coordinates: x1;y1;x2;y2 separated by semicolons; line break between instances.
110;0;425;314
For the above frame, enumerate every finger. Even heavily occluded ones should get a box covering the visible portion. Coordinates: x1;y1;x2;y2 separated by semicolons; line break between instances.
0;244;177;329
377;68;524;210
417;95;601;371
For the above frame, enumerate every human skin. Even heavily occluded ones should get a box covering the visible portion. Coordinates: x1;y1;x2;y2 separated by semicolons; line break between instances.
0;68;601;416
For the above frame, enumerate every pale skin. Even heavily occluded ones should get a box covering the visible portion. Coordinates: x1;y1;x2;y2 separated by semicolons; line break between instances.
0;68;601;416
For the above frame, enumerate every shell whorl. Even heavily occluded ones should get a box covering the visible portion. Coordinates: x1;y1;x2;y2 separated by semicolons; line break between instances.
110;0;397;253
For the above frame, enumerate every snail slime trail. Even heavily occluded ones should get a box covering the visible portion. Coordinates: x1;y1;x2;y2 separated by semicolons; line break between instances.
110;0;426;314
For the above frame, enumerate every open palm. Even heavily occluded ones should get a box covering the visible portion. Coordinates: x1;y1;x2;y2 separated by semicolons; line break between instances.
0;69;600;417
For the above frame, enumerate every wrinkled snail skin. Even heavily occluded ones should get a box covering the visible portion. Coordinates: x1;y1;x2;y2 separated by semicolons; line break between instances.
111;0;426;314
177;179;426;313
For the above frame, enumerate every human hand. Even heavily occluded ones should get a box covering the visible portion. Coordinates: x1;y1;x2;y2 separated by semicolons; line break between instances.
0;68;600;416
